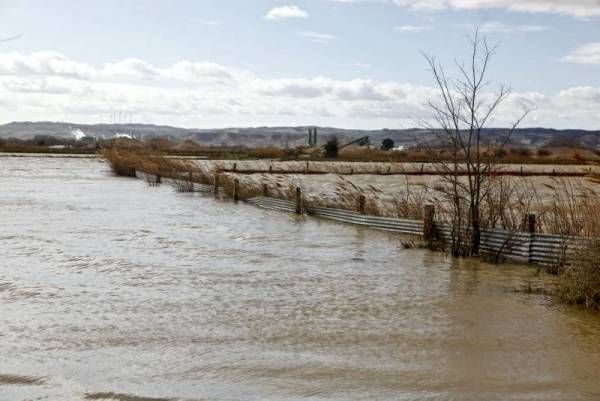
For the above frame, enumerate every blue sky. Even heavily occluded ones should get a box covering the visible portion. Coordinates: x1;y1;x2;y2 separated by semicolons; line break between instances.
0;0;598;129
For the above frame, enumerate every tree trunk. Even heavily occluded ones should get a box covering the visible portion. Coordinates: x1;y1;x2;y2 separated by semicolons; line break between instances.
470;205;481;255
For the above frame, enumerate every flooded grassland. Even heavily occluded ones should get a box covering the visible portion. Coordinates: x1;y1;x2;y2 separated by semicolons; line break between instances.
2;157;600;401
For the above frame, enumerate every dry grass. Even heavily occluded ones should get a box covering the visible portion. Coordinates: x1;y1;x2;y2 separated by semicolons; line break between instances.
100;146;212;192
535;178;600;237
100;147;144;177
559;239;600;309
247;147;284;159
539;176;600;309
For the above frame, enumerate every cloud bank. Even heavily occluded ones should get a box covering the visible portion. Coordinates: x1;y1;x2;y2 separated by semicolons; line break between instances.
0;51;598;129
334;0;600;17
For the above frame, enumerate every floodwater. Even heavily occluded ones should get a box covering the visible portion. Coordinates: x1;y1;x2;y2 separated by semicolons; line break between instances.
2;157;600;401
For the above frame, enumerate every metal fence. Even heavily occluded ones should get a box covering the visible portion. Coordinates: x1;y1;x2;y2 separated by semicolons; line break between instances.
247;197;424;235
247;195;581;266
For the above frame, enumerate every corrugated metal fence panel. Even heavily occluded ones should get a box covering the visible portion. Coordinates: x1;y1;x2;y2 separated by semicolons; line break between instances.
136;172;216;193
247;197;423;235
433;226;577;265
480;230;579;265
247;196;586;266
480;229;532;263
530;234;577;265
307;206;424;235
191;182;215;193
246;197;296;213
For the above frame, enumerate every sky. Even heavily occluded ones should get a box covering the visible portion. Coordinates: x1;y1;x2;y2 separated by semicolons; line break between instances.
0;0;598;130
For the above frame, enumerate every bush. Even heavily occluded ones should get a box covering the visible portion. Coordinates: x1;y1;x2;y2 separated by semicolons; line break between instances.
511;147;532;157
559;239;600;309
537;148;552;157
325;137;338;158
381;138;394;151
495;148;508;158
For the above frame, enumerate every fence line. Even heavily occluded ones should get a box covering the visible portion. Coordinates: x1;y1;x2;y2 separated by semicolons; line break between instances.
136;170;582;267
246;195;580;267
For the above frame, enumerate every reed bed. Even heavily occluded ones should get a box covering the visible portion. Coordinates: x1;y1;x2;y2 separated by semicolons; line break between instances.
100;147;214;192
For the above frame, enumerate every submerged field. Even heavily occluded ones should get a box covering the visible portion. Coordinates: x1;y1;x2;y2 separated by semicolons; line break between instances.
2;156;600;401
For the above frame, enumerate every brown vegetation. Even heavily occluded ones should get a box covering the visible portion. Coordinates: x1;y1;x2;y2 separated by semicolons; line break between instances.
247;146;284;159
559;239;600;309
100;146;209;192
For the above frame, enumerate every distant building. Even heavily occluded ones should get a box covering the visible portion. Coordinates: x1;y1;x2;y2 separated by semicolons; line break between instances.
80;136;96;144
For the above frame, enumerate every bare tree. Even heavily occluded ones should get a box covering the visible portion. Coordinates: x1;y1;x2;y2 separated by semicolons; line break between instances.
422;30;529;257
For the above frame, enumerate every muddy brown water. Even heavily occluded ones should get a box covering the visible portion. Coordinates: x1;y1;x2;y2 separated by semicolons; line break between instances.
2;157;600;401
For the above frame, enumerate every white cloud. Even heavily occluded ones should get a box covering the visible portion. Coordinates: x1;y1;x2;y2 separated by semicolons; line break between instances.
563;43;600;65
298;31;337;43
475;21;549;33
0;76;87;94
332;0;600;18
265;5;308;20
103;58;158;80
160;61;240;83
0;51;95;79
253;78;328;98
0;51;598;129
394;25;433;32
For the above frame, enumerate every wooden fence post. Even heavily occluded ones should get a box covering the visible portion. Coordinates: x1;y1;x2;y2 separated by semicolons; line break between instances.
269;165;273;174
233;179;240;202
527;213;536;233
423;205;435;243
262;183;268;197
358;195;366;215
213;174;220;195
295;187;303;214
156;174;161;184
232;162;237;172
305;160;309;174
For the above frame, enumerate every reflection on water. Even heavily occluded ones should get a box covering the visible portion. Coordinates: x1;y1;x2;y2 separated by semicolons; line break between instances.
1;157;600;401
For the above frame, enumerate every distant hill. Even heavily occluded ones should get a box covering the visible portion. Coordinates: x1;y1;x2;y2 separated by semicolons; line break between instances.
0;121;599;149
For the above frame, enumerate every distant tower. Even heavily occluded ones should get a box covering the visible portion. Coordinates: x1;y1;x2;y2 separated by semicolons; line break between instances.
307;127;318;147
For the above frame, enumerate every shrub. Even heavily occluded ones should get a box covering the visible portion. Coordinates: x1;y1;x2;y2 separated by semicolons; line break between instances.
381;138;394;151
324;137;338;158
100;148;140;177
537;148;552;157
511;147;532;157
495;148;508;158
559;239;600;309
